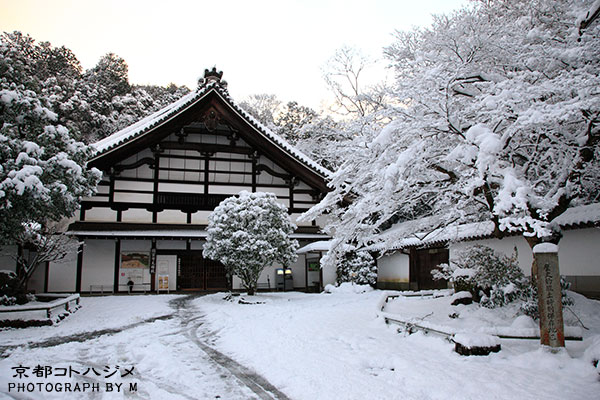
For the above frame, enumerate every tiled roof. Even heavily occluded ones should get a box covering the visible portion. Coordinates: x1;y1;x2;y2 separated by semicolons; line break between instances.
91;79;331;179
370;202;600;252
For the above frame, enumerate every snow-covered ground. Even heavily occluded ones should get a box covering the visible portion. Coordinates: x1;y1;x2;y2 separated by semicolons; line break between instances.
1;290;599;399
195;289;600;400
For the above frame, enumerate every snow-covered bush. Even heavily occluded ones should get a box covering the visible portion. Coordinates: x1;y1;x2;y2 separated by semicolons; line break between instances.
203;191;298;295
336;250;377;286
324;282;374;294
519;276;574;320
0;270;21;305
433;245;529;308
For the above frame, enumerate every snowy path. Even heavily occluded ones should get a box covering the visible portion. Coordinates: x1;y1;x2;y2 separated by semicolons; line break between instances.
0;295;288;399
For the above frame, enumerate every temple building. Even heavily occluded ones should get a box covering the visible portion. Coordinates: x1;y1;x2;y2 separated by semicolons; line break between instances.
30;68;332;293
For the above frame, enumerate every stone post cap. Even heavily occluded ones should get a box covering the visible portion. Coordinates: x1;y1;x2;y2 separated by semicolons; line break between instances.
533;243;559;253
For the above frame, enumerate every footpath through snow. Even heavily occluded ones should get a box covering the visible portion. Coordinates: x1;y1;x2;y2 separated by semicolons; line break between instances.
0;295;283;399
0;291;599;399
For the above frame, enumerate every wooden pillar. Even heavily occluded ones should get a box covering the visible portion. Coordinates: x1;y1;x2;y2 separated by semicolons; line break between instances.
251;154;258;192
203;154;210;195
75;240;84;293
113;239;121;293
44;261;49;293
288;177;295;214
304;254;308;292
109;173;115;203
152;151;160;223
150;240;156;292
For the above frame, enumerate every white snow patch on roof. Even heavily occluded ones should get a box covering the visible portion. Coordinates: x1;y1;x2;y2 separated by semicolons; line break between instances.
551;202;600;227
91;82;331;179
372;202;599;252
297;240;331;253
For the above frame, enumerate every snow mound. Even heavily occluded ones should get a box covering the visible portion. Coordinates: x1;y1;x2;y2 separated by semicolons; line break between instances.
583;335;600;372
533;243;559;253
451;291;473;301
453;333;501;348
324;282;374;294
510;315;538;330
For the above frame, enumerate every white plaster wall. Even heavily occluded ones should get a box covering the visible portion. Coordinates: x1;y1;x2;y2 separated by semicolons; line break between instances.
322;259;336;287
121;240;151;252
28;261;45;293
157;210;187;224
159;182;204;193
231;256;307;290
377;252;410;285
122;209;152;223
114;180;153;192
113;193;153;203
209;185;247;195
449;227;600;277
157;240;187;250
48;245;78;292
81;240;115;292
552;227;600;276
191;211;211;225
86;208;117;222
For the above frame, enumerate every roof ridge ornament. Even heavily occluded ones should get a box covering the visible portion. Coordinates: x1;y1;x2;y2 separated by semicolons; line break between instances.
198;66;228;90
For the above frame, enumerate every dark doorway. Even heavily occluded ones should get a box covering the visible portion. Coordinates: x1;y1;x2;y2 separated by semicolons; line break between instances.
410;247;449;290
177;252;228;290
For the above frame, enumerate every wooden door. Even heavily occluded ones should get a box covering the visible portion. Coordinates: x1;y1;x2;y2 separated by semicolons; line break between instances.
177;252;227;290
411;247;449;290
178;254;204;289
204;258;228;290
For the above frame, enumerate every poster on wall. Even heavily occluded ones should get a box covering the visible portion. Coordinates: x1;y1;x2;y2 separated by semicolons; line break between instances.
121;252;150;286
121;252;150;269
158;275;169;290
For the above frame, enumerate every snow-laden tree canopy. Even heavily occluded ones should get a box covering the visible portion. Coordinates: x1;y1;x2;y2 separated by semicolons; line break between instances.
0;83;101;243
302;0;600;267
203;191;298;295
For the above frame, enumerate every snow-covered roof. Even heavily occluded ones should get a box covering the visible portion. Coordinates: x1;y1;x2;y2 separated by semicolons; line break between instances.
91;76;331;179
297;240;332;254
551;202;600;228
370;202;600;252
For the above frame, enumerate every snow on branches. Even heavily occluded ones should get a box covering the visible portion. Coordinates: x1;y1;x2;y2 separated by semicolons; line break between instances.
203;191;299;295
302;0;600;268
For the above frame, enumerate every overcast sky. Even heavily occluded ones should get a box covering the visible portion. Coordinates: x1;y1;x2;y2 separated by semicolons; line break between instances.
1;0;468;109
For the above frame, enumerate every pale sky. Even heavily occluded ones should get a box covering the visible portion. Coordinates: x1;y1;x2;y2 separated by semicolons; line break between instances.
0;0;468;110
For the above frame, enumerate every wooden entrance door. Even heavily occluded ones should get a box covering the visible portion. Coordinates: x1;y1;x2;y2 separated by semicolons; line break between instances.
410;247;449;290
177;252;227;290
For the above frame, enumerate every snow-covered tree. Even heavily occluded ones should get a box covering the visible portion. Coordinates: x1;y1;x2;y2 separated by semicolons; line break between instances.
336;250;377;286
0;84;101;243
203;191;298;295
303;0;600;269
323;46;389;118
